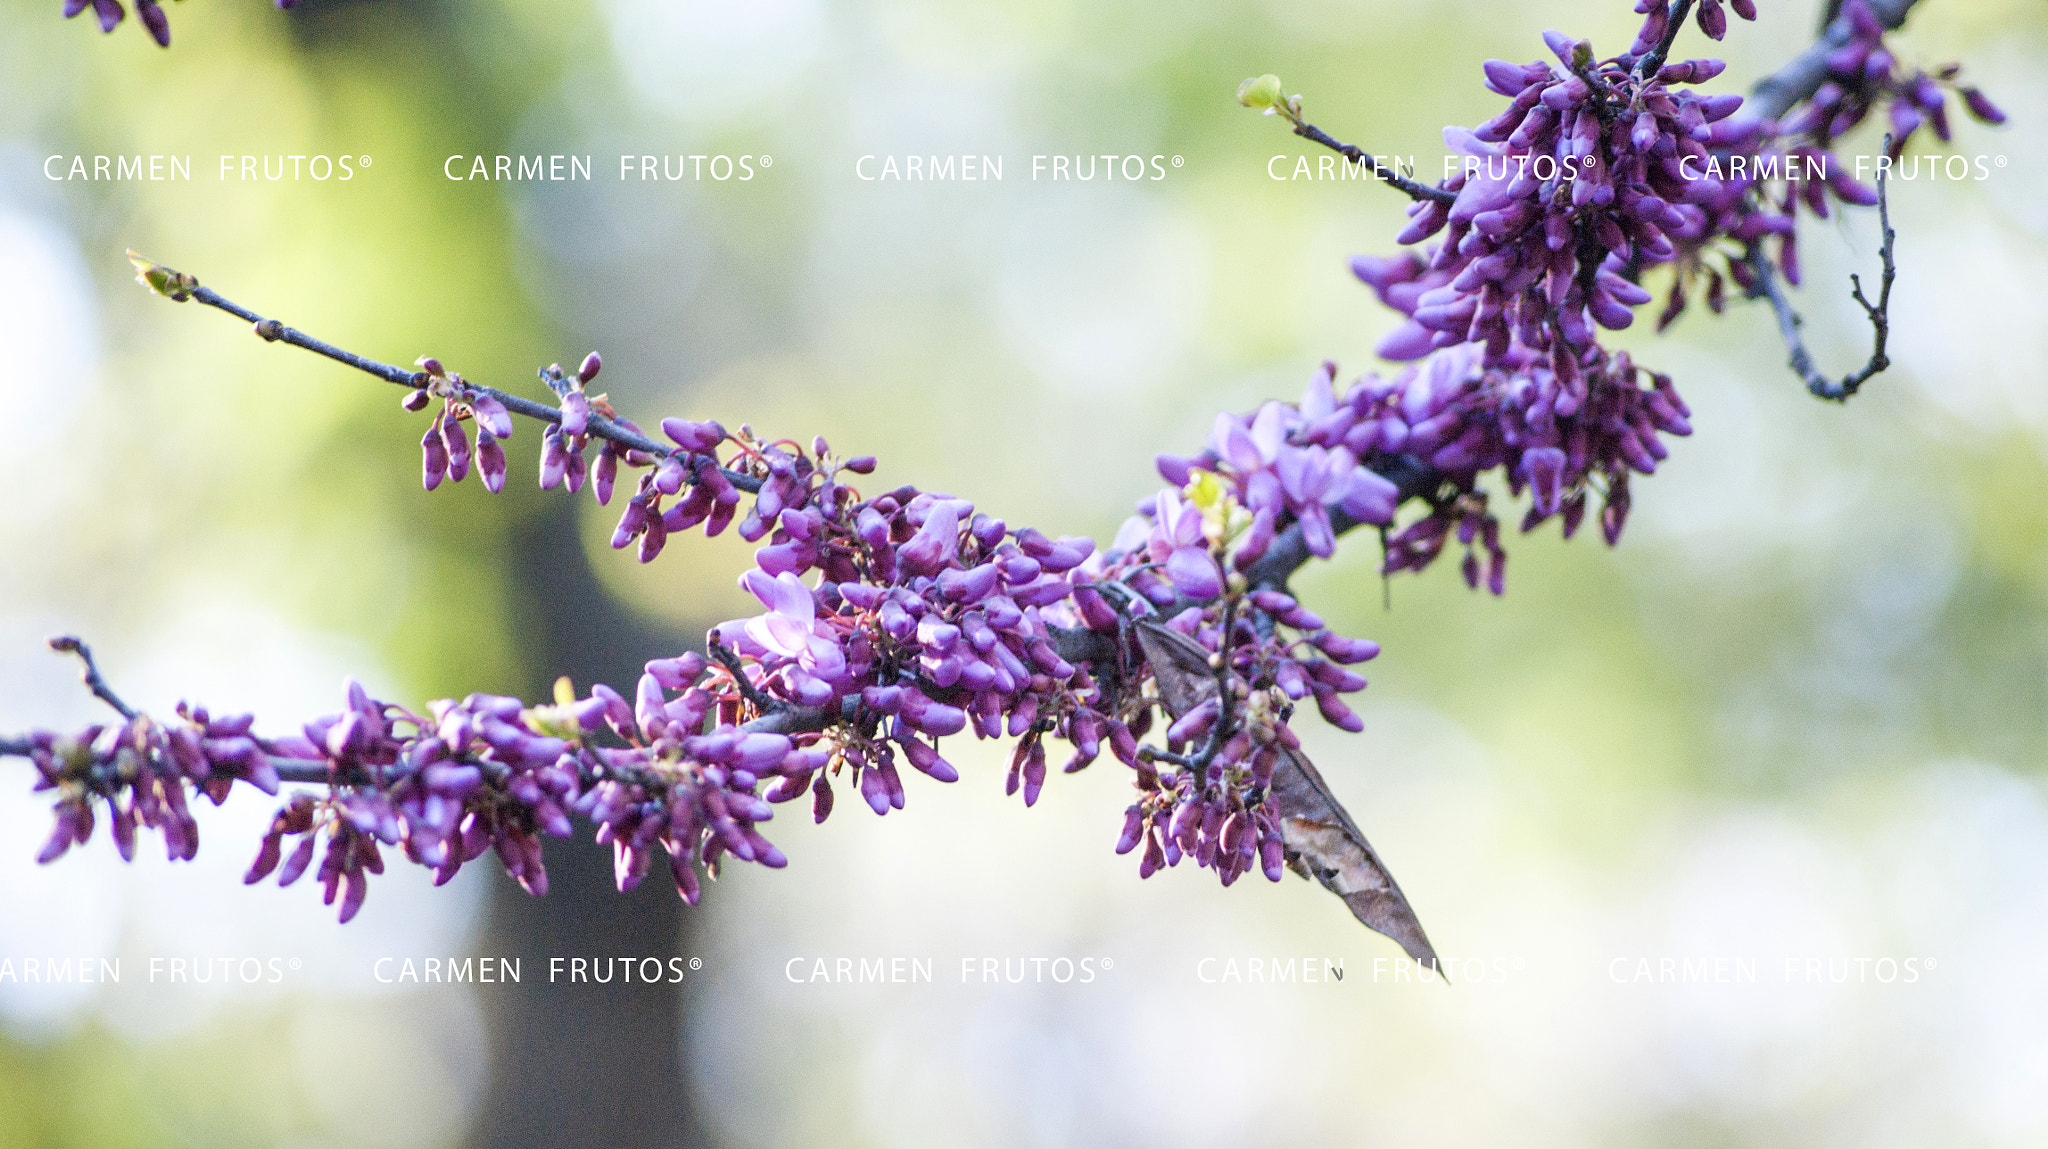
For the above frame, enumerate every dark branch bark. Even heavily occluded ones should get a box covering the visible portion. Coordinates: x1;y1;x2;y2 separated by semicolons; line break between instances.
1287;121;1458;205
47;636;139;721
176;277;763;494
1747;145;1896;402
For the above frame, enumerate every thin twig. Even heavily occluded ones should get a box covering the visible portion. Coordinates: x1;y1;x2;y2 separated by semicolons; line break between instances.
708;640;777;716
1186;595;1241;785
152;267;763;494
48;636;137;721
1287;121;1456;206
1747;141;1896;402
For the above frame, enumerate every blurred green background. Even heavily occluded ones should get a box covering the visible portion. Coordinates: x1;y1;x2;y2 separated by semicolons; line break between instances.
1;0;2045;1145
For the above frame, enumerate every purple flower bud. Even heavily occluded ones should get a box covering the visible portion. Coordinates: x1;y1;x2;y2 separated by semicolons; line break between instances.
611;497;649;549
137;0;170;46
899;691;967;737
470;395;514;440
337;869;369;923
277;834;317;886
442;416;472;482
1481;59;1532;97
810;773;835;823
1039;537;1097;573
1019;739;1048;807
1115;807;1145;854
577;352;603;384
1961;87;2007;125
653;454;687;496
1315;690;1364;733
540;428;570;490
1631;111;1660;152
421;420;448;491
660;418;725;452
1696;0;1727;40
937;562;1000;603
900;737;959;783
1164;547;1222;600
645;653;706;690
560;390;590;437
477;430;508;493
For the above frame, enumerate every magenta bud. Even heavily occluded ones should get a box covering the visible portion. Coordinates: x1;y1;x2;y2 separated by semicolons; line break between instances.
660;418;724;452
560;390;590;437
900;737;959;783
1961;87;2006;125
277;834;317;886
421;422;448;491
577;351;602;383
478;430;508;493
1155;453;1195;486
470;395;514;440
645;653;707;689
442;416;472;482
1115;807;1145;854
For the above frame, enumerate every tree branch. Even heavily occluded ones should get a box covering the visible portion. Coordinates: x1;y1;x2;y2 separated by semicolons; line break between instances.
145;263;764;495
47;635;138;721
1287;121;1457;205
1747;145;1896;402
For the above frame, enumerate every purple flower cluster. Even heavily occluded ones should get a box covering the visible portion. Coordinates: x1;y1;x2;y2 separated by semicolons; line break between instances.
1785;0;2006;156
1087;579;1379;885
1149;367;1402;596
62;0;297;47
18;351;1416;904
570;672;828;902
25;704;282;866
410;359;515;494
1119;770;1290;887
1638;0;2000;314
697;480;1110;816
1352;341;1688;574
1367;17;1759;379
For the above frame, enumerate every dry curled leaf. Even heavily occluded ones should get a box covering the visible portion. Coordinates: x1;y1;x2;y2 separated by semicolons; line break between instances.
1134;619;1440;973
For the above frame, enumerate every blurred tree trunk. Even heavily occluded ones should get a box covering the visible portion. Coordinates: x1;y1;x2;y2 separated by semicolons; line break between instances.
469;503;712;1149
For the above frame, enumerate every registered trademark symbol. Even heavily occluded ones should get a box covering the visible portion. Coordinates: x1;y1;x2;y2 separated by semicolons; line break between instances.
1512;957;1526;970
288;957;301;970
689;956;702;970
1923;957;1936;970
1171;155;1184;168
1100;957;1114;970
759;156;773;168
358;156;371;168
1995;156;2007;167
